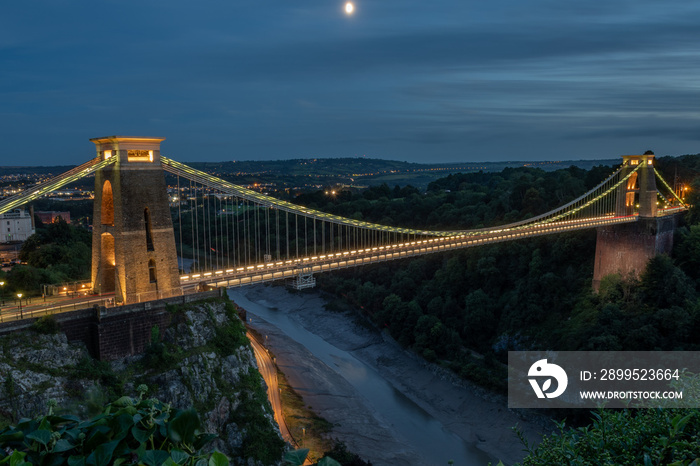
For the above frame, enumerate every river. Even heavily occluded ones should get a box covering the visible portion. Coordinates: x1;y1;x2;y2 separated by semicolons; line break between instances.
228;287;498;466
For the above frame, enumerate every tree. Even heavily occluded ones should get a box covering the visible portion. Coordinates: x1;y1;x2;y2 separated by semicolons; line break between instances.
683;178;700;225
675;225;700;282
463;289;497;351
640;255;696;309
11;219;92;295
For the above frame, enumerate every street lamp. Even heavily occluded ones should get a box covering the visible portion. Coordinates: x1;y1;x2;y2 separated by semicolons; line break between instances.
0;281;4;306
17;293;22;319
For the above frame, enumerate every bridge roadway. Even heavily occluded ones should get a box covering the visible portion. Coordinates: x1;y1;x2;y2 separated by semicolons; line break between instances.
180;213;647;290
0;294;114;323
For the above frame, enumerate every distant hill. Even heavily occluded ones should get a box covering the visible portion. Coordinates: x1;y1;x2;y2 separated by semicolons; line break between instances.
184;157;619;176
182;157;620;190
0;165;76;176
0;157;621;193
0;157;622;178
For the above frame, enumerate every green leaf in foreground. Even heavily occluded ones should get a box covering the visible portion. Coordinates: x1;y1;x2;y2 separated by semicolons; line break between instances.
284;448;309;466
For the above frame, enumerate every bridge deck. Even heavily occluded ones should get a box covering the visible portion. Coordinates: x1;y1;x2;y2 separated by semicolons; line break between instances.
180;214;640;290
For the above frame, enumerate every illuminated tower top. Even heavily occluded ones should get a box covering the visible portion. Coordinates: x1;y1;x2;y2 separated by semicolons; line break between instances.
90;136;166;164
621;150;655;167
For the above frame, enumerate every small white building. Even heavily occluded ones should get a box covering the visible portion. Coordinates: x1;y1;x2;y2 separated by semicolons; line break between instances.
0;209;35;243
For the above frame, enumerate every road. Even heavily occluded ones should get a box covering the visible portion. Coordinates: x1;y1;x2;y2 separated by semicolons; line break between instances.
0;293;114;323
247;330;294;445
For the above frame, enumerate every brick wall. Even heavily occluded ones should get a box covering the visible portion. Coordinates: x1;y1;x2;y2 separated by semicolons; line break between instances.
95;303;173;360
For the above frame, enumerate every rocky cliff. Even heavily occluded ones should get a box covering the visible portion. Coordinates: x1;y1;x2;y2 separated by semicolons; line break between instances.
0;297;285;465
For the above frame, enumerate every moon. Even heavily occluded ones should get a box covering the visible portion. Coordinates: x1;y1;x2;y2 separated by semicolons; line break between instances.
345;2;354;14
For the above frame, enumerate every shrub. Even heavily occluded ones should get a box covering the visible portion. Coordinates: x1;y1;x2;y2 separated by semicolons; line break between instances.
70;357;122;397
0;390;230;465
142;325;178;369
31;315;60;335
514;408;700;466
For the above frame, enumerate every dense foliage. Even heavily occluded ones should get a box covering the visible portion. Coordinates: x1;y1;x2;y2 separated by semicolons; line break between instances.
0;388;230;466
512;408;700;466
1;219;91;297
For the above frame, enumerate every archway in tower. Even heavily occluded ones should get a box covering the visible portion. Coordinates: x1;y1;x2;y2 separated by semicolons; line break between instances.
101;180;114;226
100;232;116;293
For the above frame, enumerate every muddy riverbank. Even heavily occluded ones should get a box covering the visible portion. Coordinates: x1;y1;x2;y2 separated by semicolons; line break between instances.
230;285;545;465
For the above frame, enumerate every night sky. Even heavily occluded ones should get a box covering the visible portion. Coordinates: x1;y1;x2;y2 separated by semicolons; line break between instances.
2;0;699;166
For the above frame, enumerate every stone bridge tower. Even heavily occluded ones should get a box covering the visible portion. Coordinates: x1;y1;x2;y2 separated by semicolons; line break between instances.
592;151;677;290
613;152;658;218
90;136;181;304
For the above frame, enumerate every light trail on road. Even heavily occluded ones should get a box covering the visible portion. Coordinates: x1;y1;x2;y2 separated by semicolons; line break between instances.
247;330;295;446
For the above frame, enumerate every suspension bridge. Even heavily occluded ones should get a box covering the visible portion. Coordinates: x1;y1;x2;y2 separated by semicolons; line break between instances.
0;137;687;305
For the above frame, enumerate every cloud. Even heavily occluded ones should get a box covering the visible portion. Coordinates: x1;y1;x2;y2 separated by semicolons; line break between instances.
2;0;700;164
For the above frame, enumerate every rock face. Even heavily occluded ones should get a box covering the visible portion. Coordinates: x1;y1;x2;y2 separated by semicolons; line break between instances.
0;298;285;465
0;332;99;422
